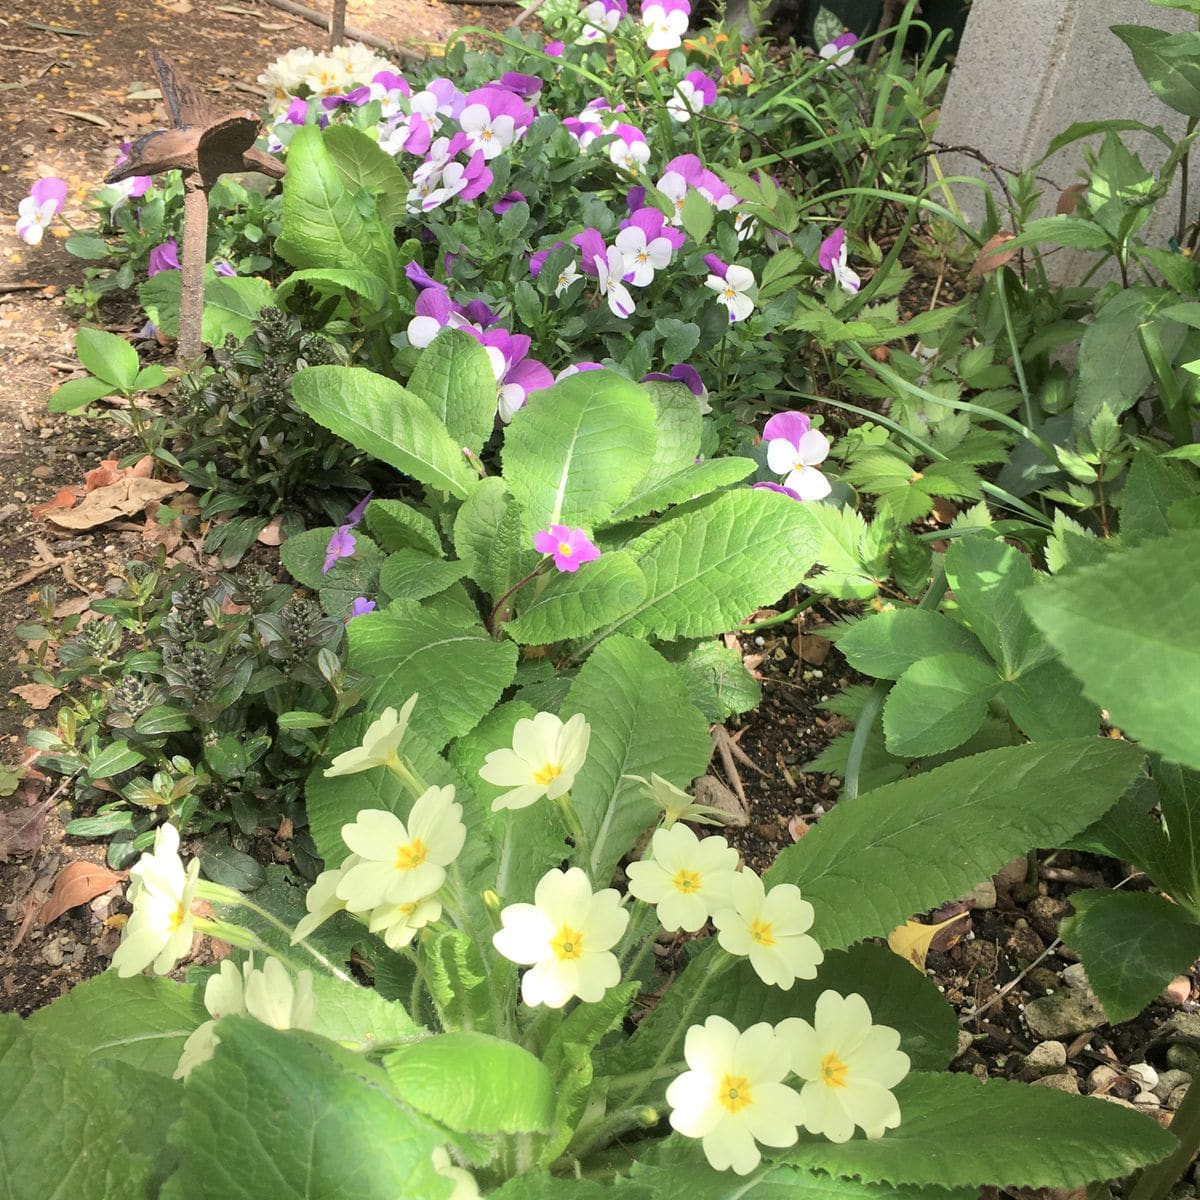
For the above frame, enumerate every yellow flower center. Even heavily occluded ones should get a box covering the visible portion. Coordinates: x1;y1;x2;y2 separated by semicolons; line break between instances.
481;128;494;141
395;837;429;870
721;285;736;302
636;251;649;264
558;541;574;557
399;901;419;918
748;917;775;946
533;761;563;787
671;867;701;893
551;924;584;960
820;1051;849;1089
717;1073;753;1113
166;901;186;933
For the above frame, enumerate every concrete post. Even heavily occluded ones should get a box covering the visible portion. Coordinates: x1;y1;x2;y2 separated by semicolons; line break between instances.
935;0;1198;278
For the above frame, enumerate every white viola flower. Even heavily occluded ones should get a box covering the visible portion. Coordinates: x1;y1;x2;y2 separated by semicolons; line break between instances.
667;80;702;123
765;426;832;502
112;824;201;978
578;0;621;41
244;955;316;1032
368;894;443;950
819;31;859;68
290;855;361;943
595;245;636;319
323;695;418;777
16;195;58;246
818;227;861;295
422;162;471;211
643;4;689;50
713;871;822;989
459;103;516;160
337;787;467;910
554;259;580;297
492;866;629;1008
705;264;756;323
609;136;650;174
614;226;672;287
657;170;689;226
378;119;409;157
666;1015;804;1174
406;171;442;213
479;712;590;812
626;823;740;933
174;957;249;1079
777;990;910;1143
432;1146;481;1199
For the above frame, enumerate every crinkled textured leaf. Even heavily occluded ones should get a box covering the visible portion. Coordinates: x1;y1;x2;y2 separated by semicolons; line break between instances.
1065;888;1200;1025
308;972;421;1050
502;370;657;531
424;929;491;1032
379;549;466;602
164;1019;450;1199
453;477;537;596
407;329;499;456
565;637;712;882
384;1031;554;1134
611;489;822;641
769;738;1144;950
673;639;762;721
365;498;443;556
883;652;999;757
274;267;388;314
608;457;756;523
1118;448;1195;545
1023;530;1200;769
506;552;647;644
293;366;478;499
630;380;703;491
26;971;205;1077
782;1071;1173;1188
322;123;409;230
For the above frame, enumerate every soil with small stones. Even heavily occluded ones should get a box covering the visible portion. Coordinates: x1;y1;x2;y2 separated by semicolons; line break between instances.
1;4;1197;1172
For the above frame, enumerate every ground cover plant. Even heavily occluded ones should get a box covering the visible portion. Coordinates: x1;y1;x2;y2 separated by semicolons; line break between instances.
3;0;1200;1196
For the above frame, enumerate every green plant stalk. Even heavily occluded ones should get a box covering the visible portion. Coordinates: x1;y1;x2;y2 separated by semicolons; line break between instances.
1126;1070;1200;1200
843;563;947;800
994;273;1037;432
447;26;613;100
734;595;817;632
1137;320;1193;448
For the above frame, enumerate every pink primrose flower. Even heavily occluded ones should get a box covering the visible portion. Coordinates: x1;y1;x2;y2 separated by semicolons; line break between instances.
533;525;601;572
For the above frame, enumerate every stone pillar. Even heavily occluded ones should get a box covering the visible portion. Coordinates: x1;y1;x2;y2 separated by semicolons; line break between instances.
935;0;1198;279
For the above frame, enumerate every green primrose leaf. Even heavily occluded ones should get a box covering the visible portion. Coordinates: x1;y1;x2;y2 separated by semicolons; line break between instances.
75;326;138;390
883;652;1000;757
407;329;500;456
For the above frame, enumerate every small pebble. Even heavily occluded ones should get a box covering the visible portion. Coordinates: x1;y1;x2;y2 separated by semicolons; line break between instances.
1154;1069;1191;1102
811;803;825;815
1088;1064;1121;1094
1062;963;1091;991
1133;1090;1160;1107
1032;1073;1079;1094
1168;1084;1190;1110
1023;1040;1067;1077
1162;976;1193;1007
753;636;764;646
1128;1062;1159;1091
955;1030;974;1058
41;938;64;967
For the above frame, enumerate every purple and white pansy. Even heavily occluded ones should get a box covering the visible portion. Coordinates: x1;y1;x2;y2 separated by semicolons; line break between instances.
818;226;860;294
641;0;690;50
667;70;718;122
762;412;832;501
704;256;756;323
578;0;627;42
819;31;859;67
16;177;69;246
471;329;554;423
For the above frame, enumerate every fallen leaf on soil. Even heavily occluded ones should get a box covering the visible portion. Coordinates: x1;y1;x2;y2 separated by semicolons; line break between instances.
52;595;93;618
257;518;283;545
9;683;61;710
44;477;188;530
787;814;809;841
887;911;971;971
797;634;831;665
691;774;749;827
0;796;53;859
970;232;1016;277
39;860;124;927
85;455;153;491
30;486;81;519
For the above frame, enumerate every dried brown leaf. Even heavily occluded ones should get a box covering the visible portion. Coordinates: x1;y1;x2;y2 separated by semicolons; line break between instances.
44;477;187;530
970;232;1016;277
0;796;53;858
39;860;124;927
9;683;61;711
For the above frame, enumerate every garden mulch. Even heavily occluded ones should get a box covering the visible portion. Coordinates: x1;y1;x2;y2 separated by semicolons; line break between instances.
0;4;1197;1178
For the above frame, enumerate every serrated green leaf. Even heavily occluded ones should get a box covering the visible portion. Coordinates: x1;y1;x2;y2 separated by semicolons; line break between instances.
564;637;712;881
1023;530;1200;769
292;365;478;499
782;1071;1173;1188
770;738;1145;950
806;503;891;599
883;653;1000;757
1118;448;1194;545
406;329;498;456
384;1031;554;1135
502;370;658;531
379;549;466;601
348;601;517;748
608;489;821;642
365;498;443;557
1063;889;1200;1023
609;457;756;522
505;552;646;644
836;609;986;680
165;1019;450;1199
674;640;762;721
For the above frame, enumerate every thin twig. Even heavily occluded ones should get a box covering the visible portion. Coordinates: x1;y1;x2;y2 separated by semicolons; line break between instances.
510;0;550;29
258;0;424;60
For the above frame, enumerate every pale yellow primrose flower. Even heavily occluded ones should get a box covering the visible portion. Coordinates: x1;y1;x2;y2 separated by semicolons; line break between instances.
431;1146;481;1199
290;856;361;944
478;712;590;812
337;787;466;910
368;895;443;950
623;772;729;827
111;823;201;978
626;823;740;933
174;956;315;1079
777;990;910;1143
323;693;418;778
666;1015;804;1175
492;866;629;1008
713;872;822;989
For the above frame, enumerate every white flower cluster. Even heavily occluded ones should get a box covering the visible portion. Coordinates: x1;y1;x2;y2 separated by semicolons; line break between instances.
257;42;395;109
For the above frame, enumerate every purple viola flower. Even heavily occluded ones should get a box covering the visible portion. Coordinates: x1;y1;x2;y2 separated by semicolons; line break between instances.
818;227;861;294
763;411;831;501
462;299;499;328
571;227;609;277
703;253;728;279
16;176;69;246
405;260;442;292
608;123;650;173
820;30;859;67
349;597;377;618
493;191;526;215
615;209;677;286
621;206;686;251
372;70;412;98
460;85;536;160
543;40;565;56
529;241;565;278
473;328;553;423
557;362;605;380
668;70;718;122
408;287;459;348
579;0;627;41
213;259;236;277
344;491;374;527
148;238;181;276
533;525;601;572
322;525;357;573
321;85;371;110
643;363;707;400
753;481;803;500
285;96;309;125
627;185;647;213
109;149;152;202
497;72;542;98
